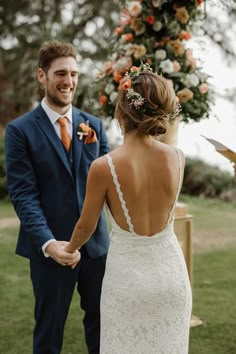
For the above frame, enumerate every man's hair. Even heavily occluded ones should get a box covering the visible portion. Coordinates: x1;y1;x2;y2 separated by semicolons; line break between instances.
38;40;77;72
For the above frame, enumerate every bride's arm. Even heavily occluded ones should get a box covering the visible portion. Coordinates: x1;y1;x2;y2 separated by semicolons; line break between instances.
65;157;108;253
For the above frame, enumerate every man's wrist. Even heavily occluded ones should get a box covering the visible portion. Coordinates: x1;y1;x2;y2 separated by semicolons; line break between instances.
42;239;56;258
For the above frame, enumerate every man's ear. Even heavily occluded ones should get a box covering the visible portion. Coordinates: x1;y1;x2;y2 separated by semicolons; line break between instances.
38;68;46;86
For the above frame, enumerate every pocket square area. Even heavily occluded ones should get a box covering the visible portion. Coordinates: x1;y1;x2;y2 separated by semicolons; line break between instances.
77;123;97;144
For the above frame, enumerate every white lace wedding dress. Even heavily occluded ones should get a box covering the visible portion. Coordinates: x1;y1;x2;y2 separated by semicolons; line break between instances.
100;150;192;354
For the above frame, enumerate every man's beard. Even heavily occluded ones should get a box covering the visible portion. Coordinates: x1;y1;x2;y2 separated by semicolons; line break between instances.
47;91;73;108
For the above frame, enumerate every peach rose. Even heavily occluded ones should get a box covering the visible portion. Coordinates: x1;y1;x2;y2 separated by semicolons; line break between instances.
177;88;194;103
173;60;181;72
199;83;209;94
169;39;185;56
130;18;143;32
175;7;190;24
120;9;131;26
134;44;147;59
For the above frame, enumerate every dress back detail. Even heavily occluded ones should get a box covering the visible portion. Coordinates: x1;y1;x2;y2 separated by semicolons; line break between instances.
105;147;182;237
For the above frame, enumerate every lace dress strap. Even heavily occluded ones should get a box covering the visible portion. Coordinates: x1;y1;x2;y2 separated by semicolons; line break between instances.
166;147;183;224
105;153;134;233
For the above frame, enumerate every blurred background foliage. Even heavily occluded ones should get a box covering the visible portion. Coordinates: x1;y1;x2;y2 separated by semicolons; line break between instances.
0;0;236;201
0;0;236;127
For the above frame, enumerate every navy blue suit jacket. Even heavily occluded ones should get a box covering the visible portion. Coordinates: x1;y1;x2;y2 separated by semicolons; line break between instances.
5;104;110;262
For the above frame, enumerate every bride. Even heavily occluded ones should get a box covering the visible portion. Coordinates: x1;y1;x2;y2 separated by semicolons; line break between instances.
66;63;192;353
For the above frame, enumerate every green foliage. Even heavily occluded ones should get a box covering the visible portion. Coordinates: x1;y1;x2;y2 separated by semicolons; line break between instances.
0;0;121;124
190;248;236;354
182;158;236;201
0;133;7;199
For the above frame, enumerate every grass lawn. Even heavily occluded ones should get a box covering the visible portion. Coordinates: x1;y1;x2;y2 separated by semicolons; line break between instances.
0;197;235;353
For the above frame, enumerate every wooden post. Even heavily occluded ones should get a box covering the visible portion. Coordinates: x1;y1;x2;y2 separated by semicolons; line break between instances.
174;203;203;328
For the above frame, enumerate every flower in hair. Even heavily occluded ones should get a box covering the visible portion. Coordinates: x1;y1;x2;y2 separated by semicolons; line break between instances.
122;62;153;112
126;89;145;109
122;62;182;120
122;78;132;90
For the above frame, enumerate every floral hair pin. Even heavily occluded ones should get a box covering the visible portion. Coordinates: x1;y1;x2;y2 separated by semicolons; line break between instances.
77;121;97;144
122;62;181;120
122;63;153;112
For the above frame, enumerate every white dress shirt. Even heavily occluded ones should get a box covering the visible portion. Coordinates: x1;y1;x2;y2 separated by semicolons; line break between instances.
41;99;73;257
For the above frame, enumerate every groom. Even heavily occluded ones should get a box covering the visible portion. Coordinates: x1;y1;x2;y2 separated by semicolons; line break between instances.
5;40;110;354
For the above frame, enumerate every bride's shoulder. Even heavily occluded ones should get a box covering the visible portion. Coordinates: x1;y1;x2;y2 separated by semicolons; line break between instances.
89;155;110;179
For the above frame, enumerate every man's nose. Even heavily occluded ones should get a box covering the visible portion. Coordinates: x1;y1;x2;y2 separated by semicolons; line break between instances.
64;74;74;86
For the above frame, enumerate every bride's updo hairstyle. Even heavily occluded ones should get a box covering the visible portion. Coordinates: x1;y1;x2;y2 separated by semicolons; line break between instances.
115;65;179;136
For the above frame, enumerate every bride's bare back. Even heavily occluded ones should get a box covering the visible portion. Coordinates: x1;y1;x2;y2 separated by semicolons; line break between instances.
105;137;184;236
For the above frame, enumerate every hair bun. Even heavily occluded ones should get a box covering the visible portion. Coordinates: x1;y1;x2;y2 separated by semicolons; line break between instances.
137;115;168;136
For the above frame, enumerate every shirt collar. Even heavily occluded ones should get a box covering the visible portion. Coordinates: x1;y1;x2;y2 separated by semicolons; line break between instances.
41;98;73;125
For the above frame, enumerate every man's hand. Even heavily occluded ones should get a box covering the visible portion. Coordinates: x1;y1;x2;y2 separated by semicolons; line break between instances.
45;241;81;267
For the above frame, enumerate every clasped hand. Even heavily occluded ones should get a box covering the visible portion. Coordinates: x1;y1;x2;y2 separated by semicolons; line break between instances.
45;241;81;269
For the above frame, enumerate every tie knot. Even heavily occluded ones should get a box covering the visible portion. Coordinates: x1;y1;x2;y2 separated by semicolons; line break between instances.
58;117;68;127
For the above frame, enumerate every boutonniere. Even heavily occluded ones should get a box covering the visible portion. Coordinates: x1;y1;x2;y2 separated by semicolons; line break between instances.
77;121;97;144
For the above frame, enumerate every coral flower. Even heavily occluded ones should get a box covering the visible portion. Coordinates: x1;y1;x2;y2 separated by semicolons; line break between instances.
99;95;108;105
115;27;123;35
122;79;132;90
113;72;123;83
125;33;134;42
130;66;139;72
179;30;191;40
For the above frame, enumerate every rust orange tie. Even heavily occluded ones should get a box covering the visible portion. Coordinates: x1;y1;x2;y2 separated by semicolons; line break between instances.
57;117;71;151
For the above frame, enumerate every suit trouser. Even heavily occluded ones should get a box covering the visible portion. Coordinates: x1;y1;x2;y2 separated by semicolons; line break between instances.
30;249;107;354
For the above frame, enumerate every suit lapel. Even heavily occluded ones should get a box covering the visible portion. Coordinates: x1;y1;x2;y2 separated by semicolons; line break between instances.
34;105;73;178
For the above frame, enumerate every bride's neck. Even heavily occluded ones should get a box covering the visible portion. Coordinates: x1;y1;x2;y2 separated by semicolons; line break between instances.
123;131;153;146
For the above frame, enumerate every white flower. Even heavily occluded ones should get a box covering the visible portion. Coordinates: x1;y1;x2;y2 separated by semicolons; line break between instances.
155;49;167;60
105;83;115;95
110;91;118;103
127;1;142;17
159;59;174;74
153;21;162;32
198;72;209;83
183;73;200;87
